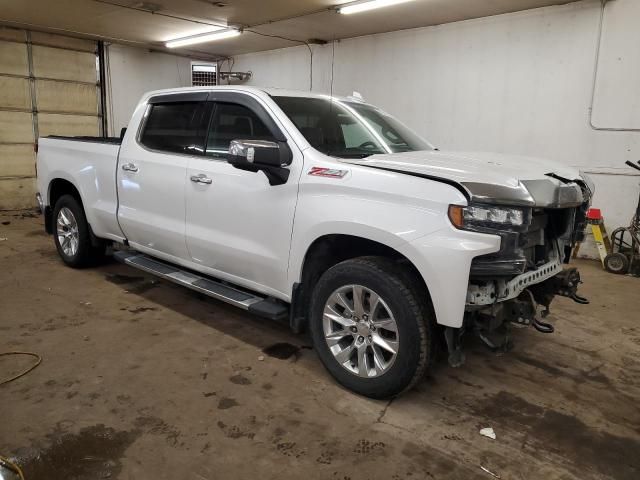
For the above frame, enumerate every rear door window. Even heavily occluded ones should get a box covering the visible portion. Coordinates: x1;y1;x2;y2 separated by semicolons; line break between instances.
206;102;275;159
140;101;213;155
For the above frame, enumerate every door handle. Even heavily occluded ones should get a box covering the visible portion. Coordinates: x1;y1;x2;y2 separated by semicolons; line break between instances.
190;174;212;185
121;163;139;173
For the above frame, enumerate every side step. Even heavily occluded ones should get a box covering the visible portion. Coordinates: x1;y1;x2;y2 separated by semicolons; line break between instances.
113;251;288;321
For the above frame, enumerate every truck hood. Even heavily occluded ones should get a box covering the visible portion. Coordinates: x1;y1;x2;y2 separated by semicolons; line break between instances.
342;150;588;208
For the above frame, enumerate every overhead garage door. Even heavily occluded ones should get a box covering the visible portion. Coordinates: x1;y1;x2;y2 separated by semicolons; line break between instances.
0;27;103;210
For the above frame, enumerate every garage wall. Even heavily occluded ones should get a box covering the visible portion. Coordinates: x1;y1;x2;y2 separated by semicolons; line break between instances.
231;0;640;233
0;27;100;210
105;44;192;136
591;0;640;130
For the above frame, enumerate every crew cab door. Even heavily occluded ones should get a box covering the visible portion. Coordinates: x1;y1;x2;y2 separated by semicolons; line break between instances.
185;93;302;297
117;93;213;260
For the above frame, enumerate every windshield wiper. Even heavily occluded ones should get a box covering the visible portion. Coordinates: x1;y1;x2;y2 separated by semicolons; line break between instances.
328;152;375;159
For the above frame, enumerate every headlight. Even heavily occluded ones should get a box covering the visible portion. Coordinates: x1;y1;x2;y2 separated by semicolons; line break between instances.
448;204;527;230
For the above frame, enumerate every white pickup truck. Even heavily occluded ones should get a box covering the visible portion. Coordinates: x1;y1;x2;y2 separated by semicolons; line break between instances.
36;86;592;398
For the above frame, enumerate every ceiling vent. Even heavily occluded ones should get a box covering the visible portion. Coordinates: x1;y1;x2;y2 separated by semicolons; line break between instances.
192;64;218;86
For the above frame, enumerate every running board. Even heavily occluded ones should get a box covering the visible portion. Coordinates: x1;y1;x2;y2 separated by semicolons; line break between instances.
113;251;288;321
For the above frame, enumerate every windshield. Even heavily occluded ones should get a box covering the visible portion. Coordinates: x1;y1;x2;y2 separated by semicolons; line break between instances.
272;96;433;158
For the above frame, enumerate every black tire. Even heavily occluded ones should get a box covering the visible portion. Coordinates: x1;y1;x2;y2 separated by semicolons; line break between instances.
309;256;435;399
52;194;105;268
604;252;629;274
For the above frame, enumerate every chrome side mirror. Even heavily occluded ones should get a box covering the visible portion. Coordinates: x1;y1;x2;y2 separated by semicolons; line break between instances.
227;139;292;186
228;139;283;167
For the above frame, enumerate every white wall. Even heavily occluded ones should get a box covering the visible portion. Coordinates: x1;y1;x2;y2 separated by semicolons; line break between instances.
105;44;192;136
231;0;640;234
592;0;640;130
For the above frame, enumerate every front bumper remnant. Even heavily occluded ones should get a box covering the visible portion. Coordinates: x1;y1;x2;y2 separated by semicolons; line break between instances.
466;256;563;306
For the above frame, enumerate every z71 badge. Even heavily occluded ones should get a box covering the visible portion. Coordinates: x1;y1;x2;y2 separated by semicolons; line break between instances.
308;167;348;178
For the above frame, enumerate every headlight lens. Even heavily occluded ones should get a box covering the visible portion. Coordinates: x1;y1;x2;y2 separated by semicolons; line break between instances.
449;204;526;229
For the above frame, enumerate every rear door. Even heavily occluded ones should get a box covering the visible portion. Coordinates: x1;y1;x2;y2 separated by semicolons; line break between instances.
185;93;302;297
117;92;212;261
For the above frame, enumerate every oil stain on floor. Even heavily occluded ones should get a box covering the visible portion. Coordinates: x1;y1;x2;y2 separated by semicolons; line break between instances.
262;343;312;360
12;424;138;480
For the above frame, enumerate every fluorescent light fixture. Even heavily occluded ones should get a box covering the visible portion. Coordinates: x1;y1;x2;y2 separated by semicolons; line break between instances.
166;28;241;48
163;25;224;42
338;0;414;15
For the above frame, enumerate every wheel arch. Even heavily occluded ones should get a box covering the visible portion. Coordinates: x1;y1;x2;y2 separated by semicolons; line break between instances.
46;178;102;248
45;178;84;234
289;233;433;333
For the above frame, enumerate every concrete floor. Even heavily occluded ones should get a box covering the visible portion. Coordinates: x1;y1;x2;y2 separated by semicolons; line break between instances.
1;213;639;480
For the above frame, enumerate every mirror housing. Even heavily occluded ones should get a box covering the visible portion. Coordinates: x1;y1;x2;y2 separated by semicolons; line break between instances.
227;139;292;185
228;140;285;167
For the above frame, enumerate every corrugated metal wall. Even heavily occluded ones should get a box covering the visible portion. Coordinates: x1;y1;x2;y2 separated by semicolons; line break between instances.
0;27;101;210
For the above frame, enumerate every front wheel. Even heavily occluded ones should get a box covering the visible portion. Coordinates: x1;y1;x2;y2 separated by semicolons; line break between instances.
309;257;435;399
52;194;105;268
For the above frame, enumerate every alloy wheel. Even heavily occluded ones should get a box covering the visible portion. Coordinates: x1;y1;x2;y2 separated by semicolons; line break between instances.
322;284;399;378
56;207;79;257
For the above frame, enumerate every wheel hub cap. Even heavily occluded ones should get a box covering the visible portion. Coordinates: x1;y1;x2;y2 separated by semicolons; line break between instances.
356;322;371;337
322;285;399;378
610;258;623;269
56;207;79;257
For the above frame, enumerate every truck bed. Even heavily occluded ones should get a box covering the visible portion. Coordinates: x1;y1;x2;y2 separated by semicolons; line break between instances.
37;135;123;243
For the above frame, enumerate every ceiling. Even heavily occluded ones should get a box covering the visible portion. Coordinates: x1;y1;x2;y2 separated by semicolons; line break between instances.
0;0;577;59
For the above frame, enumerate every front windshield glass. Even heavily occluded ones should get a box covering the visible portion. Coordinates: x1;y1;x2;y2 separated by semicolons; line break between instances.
272;96;433;158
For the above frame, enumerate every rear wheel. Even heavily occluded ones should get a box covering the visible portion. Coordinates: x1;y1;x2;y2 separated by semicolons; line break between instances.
52;194;105;268
309;256;434;399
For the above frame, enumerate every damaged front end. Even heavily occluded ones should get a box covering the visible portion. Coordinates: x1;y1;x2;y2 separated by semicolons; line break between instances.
445;174;593;367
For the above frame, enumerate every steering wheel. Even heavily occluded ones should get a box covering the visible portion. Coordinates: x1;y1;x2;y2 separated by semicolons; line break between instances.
358;141;378;150
381;127;399;143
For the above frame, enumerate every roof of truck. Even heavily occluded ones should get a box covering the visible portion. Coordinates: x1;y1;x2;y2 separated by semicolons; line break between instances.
141;85;364;104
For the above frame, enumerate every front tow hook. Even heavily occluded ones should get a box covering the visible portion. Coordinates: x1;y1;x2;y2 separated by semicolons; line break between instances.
555;267;589;305
570;292;589;304
532;317;554;333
